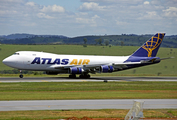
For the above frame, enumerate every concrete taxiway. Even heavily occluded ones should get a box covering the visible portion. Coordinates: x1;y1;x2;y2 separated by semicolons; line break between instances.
0;99;177;111
0;76;177;82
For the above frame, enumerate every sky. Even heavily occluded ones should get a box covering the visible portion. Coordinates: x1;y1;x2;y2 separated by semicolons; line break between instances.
0;0;177;37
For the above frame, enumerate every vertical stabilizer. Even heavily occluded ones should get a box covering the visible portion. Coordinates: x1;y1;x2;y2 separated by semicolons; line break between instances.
131;33;165;57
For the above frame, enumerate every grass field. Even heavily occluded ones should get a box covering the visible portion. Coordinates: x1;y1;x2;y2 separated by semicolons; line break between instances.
0;81;176;119
0;109;177;120
0;81;177;100
0;44;177;76
0;45;177;119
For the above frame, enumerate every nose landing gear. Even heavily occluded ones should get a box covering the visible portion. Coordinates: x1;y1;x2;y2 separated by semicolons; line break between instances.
19;70;23;78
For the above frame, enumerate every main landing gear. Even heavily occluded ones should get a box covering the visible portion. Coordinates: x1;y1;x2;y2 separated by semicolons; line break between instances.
69;73;91;79
79;74;90;78
19;70;23;78
69;74;76;78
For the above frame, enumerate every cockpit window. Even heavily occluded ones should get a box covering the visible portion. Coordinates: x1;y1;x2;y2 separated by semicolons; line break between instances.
13;53;19;55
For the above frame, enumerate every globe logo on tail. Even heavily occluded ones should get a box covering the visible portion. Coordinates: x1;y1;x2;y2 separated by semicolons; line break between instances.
142;33;165;57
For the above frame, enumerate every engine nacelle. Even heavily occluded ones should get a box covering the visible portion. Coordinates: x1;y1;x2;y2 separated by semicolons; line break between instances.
46;71;59;75
69;67;83;74
100;65;114;73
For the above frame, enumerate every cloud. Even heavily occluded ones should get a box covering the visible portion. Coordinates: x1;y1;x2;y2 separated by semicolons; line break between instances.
37;13;54;19
137;11;162;20
80;0;144;5
26;2;35;6
79;2;106;11
41;5;65;13
76;14;100;27
144;1;149;5
116;20;128;26
1;0;24;3
81;0;141;3
0;0;177;36
163;7;177;17
0;10;17;15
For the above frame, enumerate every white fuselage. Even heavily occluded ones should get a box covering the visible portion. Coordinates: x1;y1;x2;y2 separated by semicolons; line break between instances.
3;51;129;73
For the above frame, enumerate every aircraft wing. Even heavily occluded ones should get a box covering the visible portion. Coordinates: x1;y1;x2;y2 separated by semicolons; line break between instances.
48;65;78;69
48;57;174;72
83;62;142;71
49;63;110;70
49;62;142;70
49;61;143;70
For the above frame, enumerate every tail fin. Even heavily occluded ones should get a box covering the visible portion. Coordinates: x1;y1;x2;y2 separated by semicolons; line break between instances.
131;33;165;57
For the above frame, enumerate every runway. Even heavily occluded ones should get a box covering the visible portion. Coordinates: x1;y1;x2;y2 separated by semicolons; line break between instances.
0;99;177;111
0;77;176;111
0;76;177;82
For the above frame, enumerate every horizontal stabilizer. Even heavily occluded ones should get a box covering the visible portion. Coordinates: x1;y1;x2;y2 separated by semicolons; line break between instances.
154;57;174;62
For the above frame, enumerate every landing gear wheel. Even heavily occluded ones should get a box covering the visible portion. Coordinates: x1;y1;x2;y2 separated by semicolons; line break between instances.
19;74;23;78
79;74;84;78
79;74;90;79
87;74;90;78
69;74;76;78
19;70;23;78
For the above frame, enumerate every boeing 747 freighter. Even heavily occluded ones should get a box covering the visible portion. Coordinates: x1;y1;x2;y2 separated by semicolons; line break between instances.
3;33;171;78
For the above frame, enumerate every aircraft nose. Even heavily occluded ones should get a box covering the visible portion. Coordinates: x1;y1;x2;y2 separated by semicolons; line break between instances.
3;55;24;69
2;57;13;66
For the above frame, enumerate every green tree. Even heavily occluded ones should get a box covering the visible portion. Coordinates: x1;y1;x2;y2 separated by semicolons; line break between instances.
83;38;87;47
83;44;87;47
105;40;109;46
95;39;99;45
121;41;124;46
83;38;87;44
98;38;102;45
95;38;102;45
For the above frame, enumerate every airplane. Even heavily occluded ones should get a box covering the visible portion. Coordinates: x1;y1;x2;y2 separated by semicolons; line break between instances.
2;33;171;78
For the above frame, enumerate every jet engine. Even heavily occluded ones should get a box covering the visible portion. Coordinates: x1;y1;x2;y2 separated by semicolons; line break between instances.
69;67;84;74
100;65;114;73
